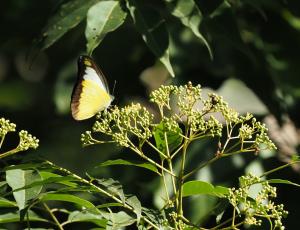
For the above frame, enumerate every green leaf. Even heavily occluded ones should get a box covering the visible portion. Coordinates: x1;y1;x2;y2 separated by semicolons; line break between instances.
4;163;47;171
68;210;107;227
266;179;300;188
102;211;136;229
98;159;159;174
0;210;47;223
97;203;123;209
165;0;212;58
182;180;229;198
127;0;174;77
204;2;253;59
6;169;43;210
126;196;141;223
40;193;97;210
153;121;183;156
0;197;17;208
26;176;77;188
0;181;7;187
96;178;125;203
40;171;77;187
85;0;127;55
142;207;165;227
41;0;100;50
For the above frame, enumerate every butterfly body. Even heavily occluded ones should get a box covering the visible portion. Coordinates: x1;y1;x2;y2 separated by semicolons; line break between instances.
71;55;113;120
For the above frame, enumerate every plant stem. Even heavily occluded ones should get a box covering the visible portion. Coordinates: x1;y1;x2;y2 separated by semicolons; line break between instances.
222;149;254;157
183;155;220;180
145;139;168;159
43;202;64;230
170;144;183;159
177;139;188;216
130;144;176;177
220;221;244;230
164;132;177;206
231;206;236;228
210;217;233;229
45;160;160;230
161;159;170;204
0;135;5;149
184;147;257;181
261;160;300;178
127;138;175;177
0;148;19;159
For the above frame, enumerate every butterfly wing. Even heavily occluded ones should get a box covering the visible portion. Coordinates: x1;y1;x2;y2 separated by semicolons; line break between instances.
71;56;113;120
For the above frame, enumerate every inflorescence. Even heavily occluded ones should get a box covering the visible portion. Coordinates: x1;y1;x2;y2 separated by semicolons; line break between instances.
82;82;276;156
0;118;39;157
228;173;288;229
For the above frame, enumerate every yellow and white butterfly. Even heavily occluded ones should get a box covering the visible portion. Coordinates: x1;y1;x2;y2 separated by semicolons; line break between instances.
71;55;114;120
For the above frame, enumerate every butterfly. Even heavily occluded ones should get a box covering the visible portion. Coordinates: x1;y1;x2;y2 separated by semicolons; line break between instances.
71;55;114;120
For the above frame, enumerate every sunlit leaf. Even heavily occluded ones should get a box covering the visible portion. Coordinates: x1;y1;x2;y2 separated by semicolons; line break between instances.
96;178;125;203
40;193;97;210
41;0;100;49
98;159;159;174
0;197;17;208
165;0;212;58
126;196;141;223
153;121;183;156
0;210;48;223
85;0;127;54
127;0;174;77
101;211;136;229
40;171;77;187
6;169;43;210
182;180;229;197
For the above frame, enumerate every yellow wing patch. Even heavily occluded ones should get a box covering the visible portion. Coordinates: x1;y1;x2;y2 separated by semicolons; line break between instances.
72;79;112;120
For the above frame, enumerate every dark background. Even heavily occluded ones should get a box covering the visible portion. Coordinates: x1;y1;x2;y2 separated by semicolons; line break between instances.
1;0;300;228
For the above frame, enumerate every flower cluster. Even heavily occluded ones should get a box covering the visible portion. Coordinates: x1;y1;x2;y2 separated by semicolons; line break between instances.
18;130;39;151
0;117;39;158
174;82;202;116
236;117;277;152
228;173;288;229
0;118;16;137
150;85;177;110
85;103;154;148
84;83;277;157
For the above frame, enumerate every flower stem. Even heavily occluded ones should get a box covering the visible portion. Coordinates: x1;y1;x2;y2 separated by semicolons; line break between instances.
43;202;64;230
261;160;300;178
0;148;19;159
0;135;5;149
183;155;220;180
177;139;188;216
